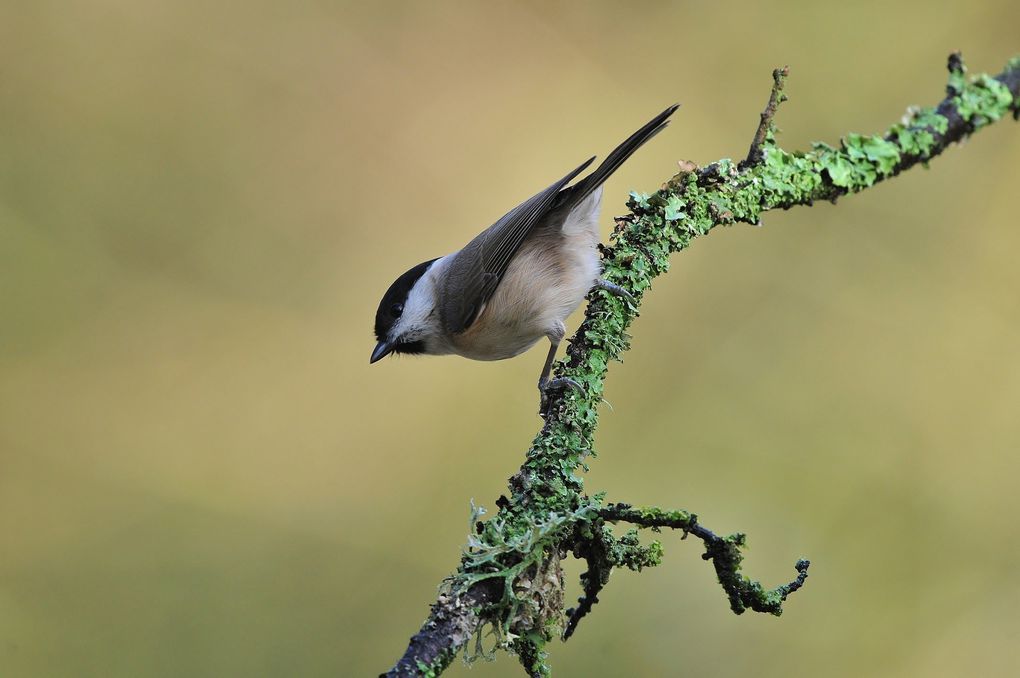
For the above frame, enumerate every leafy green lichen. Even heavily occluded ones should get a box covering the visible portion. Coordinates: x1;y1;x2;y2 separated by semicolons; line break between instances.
910;106;950;135
415;659;442;678
890;123;936;157
954;74;1014;126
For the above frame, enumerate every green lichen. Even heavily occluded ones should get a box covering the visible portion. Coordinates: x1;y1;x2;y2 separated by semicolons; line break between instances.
910;106;951;135
614;530;664;570
633;505;695;527
812;133;901;190
889;122;937;157
955;74;1014;126
510;636;551;677
664;194;686;221
415;660;438;678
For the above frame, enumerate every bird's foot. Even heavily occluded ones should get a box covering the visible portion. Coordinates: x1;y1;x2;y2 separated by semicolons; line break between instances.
594;278;635;303
539;376;582;416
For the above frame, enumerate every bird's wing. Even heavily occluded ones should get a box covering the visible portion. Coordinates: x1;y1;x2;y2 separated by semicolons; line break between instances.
438;103;680;335
439;157;595;334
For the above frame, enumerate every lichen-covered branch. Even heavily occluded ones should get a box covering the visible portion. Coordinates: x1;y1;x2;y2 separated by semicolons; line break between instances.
599;504;810;618
383;54;1020;677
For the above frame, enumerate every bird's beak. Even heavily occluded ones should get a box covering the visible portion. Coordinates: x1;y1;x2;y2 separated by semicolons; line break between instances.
370;340;394;364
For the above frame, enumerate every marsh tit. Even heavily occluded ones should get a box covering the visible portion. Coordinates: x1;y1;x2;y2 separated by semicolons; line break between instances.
371;105;678;400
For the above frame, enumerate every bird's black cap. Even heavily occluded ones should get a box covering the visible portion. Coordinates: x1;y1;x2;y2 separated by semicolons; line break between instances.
371;258;438;362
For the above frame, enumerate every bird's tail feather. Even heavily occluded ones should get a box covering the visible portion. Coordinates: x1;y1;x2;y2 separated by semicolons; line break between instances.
562;104;680;207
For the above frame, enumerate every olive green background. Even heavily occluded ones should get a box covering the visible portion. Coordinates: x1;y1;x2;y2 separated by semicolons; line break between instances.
2;2;1019;677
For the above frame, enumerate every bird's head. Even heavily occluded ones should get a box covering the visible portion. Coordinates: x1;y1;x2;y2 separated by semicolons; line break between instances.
371;258;440;363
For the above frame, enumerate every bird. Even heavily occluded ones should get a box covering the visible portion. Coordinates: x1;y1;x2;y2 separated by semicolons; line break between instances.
370;104;679;405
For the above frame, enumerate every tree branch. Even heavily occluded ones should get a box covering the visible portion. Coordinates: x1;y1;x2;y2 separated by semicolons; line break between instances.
382;54;1020;677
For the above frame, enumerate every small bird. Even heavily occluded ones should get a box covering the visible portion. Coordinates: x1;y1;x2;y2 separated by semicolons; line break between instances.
371;105;679;402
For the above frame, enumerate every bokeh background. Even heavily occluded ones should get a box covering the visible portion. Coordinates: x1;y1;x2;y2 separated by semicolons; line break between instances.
2;2;1019;676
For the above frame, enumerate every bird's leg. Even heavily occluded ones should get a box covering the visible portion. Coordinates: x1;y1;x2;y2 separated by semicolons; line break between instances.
539;323;581;413
594;278;635;303
538;340;575;391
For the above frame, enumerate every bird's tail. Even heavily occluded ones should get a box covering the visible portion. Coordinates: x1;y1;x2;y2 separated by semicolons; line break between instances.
560;104;680;207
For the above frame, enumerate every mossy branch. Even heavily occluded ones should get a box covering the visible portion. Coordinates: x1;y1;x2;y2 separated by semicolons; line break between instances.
383;54;1020;678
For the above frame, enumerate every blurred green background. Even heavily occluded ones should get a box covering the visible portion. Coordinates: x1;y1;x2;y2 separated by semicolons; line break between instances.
2;2;1019;677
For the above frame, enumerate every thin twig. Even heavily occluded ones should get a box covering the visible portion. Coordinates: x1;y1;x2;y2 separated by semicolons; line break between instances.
741;66;790;169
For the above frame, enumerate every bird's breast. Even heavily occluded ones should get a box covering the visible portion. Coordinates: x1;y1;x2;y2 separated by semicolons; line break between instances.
449;230;600;362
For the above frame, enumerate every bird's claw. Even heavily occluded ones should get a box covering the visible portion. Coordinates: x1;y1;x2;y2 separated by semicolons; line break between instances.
594;278;635;304
539;377;582;415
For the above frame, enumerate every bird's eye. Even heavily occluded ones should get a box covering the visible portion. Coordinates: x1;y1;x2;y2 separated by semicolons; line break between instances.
390;302;404;317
